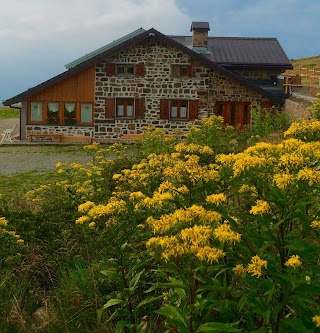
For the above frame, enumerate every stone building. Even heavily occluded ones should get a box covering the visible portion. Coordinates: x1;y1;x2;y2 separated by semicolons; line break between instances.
3;22;292;142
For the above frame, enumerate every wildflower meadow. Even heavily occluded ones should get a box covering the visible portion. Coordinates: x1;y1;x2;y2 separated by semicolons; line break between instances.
1;102;320;332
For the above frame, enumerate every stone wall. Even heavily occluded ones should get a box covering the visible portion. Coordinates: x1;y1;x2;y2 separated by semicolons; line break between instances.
25;125;94;141
284;95;313;120
94;39;270;142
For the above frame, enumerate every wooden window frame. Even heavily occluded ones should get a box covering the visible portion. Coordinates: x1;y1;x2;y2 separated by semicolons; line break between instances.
28;101;46;124
117;64;135;76
116;98;135;119
105;98;145;120
171;64;195;78
170;100;189;119
160;99;199;121
27;101;94;126
79;102;94;125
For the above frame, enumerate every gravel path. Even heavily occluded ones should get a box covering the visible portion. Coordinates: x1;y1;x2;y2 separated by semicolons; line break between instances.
0;145;93;175
0;118;94;175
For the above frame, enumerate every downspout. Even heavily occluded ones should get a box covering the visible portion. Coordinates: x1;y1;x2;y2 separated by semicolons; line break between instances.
9;104;22;140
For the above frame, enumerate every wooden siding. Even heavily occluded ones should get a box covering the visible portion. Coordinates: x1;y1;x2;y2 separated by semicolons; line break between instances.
26;66;95;102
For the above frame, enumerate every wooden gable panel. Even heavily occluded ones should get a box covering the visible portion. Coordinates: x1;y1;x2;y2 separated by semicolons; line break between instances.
27;66;95;102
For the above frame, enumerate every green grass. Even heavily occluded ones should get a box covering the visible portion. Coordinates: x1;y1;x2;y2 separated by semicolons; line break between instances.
0;106;20;119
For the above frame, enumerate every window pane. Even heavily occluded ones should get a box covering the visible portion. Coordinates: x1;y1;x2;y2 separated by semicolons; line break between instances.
117;104;124;116
127;66;134;74
180;106;187;118
48;102;59;113
81;104;93;123
171;106;178;118
117;65;125;74
30;102;42;121
65;103;75;113
127;105;133;117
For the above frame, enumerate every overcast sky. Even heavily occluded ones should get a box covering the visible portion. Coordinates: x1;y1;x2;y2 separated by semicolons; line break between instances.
1;0;319;103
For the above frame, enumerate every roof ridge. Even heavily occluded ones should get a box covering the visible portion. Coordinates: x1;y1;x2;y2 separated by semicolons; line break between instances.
65;27;146;69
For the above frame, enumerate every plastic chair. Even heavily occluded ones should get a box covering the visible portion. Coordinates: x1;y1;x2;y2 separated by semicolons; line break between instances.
0;123;19;144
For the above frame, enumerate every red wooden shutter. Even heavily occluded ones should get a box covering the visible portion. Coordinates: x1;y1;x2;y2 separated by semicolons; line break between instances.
188;64;195;77
224;102;231;125
105;98;115;118
106;64;116;76
172;65;180;77
188;100;199;120
135;98;145;119
135;63;145;77
160;99;170;119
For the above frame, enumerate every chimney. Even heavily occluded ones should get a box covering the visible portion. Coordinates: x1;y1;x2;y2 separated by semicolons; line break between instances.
191;22;210;49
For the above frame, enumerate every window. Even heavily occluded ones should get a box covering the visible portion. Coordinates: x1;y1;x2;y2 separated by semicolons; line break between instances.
170;100;188;119
81;104;93;123
28;101;94;126
116;98;134;117
160;99;199;120
106;63;145;77
47;102;59;125
30;102;43;122
117;64;135;75
171;64;195;77
215;102;251;126
105;98;145;119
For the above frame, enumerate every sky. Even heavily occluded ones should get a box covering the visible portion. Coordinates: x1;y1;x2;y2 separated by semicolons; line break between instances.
1;0;319;104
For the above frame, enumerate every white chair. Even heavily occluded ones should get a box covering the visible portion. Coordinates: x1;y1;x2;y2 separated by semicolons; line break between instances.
0;123;19;144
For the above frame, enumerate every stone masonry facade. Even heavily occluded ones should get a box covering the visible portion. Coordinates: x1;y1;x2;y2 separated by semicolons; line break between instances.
24;40;271;142
94;40;270;142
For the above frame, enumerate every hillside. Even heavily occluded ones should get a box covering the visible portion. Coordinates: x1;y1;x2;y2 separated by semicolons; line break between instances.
290;55;320;71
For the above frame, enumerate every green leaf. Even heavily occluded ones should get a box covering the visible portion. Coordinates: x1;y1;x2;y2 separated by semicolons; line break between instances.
129;269;144;290
157;305;188;330
136;295;163;309
102;298;123;309
196;321;241;332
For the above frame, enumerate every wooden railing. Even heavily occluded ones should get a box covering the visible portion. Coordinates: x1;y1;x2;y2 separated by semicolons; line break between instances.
283;67;320;95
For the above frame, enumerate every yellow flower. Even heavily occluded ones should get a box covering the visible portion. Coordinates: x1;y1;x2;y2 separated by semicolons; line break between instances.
247;255;267;278
312;315;320;328
250;200;270;215
75;215;90;225
55;161;64;168
0;217;8;226
311;220;320;228
16;239;24;244
285;255;302;268
57;169;65;174
78;201;95;213
196;246;225;263
305;276;311;284
88;222;96;228
205;193;227;205
273;173;294;190
232;264;247;276
213;223;241;243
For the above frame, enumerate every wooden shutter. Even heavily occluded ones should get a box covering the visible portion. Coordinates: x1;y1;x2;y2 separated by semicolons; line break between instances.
160;99;170;119
189;100;199;120
135;63;145;77
105;98;115;119
135;98;145;119
106;63;116;76
188;64;195;77
171;65;180;77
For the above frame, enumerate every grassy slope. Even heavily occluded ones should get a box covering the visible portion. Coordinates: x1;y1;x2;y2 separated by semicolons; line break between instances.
0;106;20;119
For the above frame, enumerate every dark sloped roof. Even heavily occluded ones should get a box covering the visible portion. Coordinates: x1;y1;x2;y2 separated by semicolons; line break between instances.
3;28;287;106
191;22;210;31
171;36;292;68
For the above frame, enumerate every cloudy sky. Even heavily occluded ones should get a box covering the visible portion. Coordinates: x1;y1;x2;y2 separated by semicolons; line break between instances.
1;0;319;103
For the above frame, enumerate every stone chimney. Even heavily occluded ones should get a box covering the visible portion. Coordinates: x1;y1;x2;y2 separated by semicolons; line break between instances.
190;22;210;49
